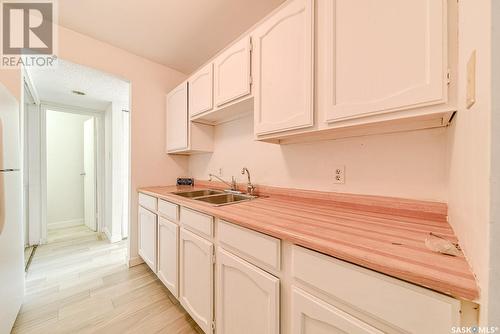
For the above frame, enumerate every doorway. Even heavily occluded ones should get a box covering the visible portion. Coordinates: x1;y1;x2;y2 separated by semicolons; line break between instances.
45;109;99;243
23;59;131;247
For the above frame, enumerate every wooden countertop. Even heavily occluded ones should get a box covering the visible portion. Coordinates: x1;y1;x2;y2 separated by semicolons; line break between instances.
138;183;479;301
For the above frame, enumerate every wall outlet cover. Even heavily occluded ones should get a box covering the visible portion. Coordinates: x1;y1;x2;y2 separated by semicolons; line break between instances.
333;166;345;184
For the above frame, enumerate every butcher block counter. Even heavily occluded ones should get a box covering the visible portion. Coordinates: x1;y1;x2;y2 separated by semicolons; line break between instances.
138;182;479;301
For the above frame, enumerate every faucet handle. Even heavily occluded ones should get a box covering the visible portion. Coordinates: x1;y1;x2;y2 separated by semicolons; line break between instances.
231;176;237;190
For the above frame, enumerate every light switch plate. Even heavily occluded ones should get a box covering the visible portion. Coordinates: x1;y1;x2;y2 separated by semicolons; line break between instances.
466;50;476;109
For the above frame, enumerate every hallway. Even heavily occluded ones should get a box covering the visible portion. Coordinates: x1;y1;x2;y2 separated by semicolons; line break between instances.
13;225;202;334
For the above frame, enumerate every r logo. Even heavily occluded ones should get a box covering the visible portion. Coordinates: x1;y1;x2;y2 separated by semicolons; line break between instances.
2;1;53;55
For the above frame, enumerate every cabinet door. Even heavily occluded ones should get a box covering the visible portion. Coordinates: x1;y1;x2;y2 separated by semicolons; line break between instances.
138;206;157;272
324;0;447;122
180;228;214;333
189;63;214;116
291;287;383;334
166;82;189;152
253;0;314;135
157;217;179;297
216;249;279;334
214;36;251;107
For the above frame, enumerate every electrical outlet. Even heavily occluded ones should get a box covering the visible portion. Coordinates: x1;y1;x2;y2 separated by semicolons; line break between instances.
333;166;345;184
218;168;223;176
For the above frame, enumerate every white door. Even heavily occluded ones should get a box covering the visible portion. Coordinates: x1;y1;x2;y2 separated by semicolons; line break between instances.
291;287;383;334
83;118;96;231
216;249;280;334
253;0;314;135
214;36;252;106
189;63;214;116
180;228;213;334
138;206;157;272
158;217;179;297
323;0;447;122
166;82;189;152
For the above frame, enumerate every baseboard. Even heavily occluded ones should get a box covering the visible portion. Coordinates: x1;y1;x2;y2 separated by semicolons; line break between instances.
47;219;84;228
128;256;144;267
103;227;112;241
102;227;123;243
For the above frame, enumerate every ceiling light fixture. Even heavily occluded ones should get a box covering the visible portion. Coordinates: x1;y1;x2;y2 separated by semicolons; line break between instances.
71;90;86;96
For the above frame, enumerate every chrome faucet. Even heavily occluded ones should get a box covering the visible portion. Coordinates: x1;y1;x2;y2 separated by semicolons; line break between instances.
209;173;238;192
241;167;256;195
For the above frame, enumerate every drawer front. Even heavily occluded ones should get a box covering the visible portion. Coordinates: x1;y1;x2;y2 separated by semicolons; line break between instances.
180;207;214;238
219;220;281;271
158;199;179;222
291;246;460;334
291;286;383;334
138;193;157;212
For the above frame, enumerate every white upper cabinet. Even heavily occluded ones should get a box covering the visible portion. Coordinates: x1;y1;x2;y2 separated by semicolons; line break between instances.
216;249;280;334
166;82;189;152
157;217;179;298
253;0;314;135
166;81;214;154
138;207;157;273
324;0;447;122
214;36;252;107
189;63;214;117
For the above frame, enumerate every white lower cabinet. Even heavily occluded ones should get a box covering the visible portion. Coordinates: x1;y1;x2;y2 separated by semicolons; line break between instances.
179;228;214;333
138;206;157;272
216;248;280;334
157;217;179;298
137;195;475;334
291;287;382;334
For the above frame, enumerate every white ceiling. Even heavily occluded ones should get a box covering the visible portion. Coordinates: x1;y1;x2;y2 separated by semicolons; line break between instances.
58;0;285;73
28;59;130;111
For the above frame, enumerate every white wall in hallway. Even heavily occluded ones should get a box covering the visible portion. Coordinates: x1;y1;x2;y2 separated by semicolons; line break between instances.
46;110;92;226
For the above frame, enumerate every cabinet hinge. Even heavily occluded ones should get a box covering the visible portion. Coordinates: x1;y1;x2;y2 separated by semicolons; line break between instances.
249;75;253;85
212;320;216;331
212;249;216;264
249;38;253;52
447;69;451;85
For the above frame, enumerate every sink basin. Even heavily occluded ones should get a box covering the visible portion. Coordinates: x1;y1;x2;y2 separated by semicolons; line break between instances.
195;193;256;206
172;189;257;206
173;189;223;198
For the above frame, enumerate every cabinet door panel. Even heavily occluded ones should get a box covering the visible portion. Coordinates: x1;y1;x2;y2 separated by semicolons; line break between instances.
180;228;213;333
214;37;251;106
253;0;314;135
291;287;383;334
138;207;157;272
189;63;214;116
157;218;178;297
324;0;446;121
217;249;279;334
166;82;189;151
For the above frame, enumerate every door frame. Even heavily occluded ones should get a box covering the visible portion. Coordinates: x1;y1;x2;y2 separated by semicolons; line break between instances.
40;102;105;243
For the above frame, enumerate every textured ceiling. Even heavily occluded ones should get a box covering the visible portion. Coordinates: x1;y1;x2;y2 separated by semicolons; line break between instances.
28;59;130;111
58;0;285;73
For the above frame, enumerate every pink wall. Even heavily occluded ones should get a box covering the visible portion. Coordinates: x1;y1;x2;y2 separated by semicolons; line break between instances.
447;0;492;324
189;116;449;202
56;26;188;263
0;69;21;101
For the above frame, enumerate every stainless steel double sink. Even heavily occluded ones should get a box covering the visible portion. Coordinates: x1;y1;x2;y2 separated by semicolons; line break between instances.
173;189;257;206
